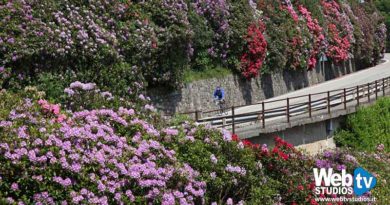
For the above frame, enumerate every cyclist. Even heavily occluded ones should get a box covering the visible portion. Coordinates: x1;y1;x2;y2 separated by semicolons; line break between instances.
213;86;226;115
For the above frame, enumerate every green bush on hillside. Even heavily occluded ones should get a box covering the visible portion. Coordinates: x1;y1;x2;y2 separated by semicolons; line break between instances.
335;97;390;152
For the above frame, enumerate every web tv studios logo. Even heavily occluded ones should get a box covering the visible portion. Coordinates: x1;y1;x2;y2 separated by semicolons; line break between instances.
313;167;377;196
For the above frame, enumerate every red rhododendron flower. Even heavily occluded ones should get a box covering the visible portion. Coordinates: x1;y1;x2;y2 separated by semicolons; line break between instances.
297;185;304;191
279;151;289;160
232;134;239;142
272;146;279;154
242;139;252;146
310;199;319;205
240;20;267;78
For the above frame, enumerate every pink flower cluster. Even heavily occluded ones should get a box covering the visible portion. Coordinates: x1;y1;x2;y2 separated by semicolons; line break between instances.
53;176;72;187
38;99;66;122
327;24;351;63
298;5;325;69
281;0;299;22
0;1;128;65
0;97;206;204
225;164;247;176
64;81;114;103
69;81;96;91
210;154;218;164
321;0;352;63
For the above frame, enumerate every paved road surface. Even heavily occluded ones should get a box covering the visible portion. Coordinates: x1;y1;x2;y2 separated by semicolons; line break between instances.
201;54;390;138
232;54;390;115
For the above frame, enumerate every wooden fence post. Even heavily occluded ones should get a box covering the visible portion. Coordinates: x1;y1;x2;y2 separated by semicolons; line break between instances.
262;102;265;128
231;106;235;134
327;91;331;114
308;94;312;118
375;80;378;100
356;86;360;106
383;78;386;96
287;98;290;123
195;110;200;121
367;83;370;102
343;88;347;110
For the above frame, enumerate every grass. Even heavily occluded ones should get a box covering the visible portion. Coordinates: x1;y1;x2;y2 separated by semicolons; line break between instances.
183;66;233;83
334;97;390;152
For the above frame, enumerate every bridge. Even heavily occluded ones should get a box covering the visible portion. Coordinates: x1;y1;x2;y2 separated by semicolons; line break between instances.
179;54;390;147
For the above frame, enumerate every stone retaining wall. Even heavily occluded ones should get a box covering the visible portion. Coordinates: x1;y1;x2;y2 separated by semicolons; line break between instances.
148;59;356;115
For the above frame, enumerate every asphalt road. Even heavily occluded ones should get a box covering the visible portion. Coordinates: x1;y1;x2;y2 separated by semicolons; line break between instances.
232;54;390;115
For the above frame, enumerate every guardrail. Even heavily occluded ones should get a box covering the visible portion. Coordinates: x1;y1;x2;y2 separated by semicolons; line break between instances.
173;77;390;134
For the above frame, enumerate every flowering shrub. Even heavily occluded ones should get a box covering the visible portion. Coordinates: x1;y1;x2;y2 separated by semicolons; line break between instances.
0;84;282;204
346;2;387;66
352;148;390;204
281;0;299;23
0;0;127;69
0;90;207;204
0;0;386;88
63;81;113;111
230;135;317;204
315;149;357;177
326;23;351;63
138;0;193;87
321;0;353;63
193;0;231;60
298;5;325;69
0;66;11;89
167;128;277;204
1;85;389;204
240;20;267;78
257;137;317;204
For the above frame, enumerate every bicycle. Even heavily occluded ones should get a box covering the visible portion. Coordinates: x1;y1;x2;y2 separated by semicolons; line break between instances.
214;98;227;116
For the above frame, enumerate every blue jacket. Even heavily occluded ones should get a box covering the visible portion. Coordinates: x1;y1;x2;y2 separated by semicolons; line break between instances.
213;88;225;100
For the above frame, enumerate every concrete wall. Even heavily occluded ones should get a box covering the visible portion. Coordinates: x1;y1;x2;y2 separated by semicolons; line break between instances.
248;117;346;147
148;59;356;114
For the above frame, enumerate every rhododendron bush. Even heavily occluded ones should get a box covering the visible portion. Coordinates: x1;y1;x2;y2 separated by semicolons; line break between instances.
0;0;386;90
240;20;267;78
0;90;206;204
1;85;389;204
298;5;325;69
0;85;280;204
321;0;353;63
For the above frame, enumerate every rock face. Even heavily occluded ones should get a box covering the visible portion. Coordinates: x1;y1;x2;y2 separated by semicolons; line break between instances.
148;59;356;115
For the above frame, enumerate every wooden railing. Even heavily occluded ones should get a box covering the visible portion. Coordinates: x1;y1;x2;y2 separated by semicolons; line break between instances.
175;77;390;134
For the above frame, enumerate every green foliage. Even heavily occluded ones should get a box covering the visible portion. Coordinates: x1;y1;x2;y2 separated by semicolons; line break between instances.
335;97;390;152
164;126;278;204
168;114;193;126
0;90;23;119
35;71;75;102
374;0;390;52
259;1;288;71
227;0;256;71
183;66;232;83
188;9;214;70
298;0;325;25
34;62;144;103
